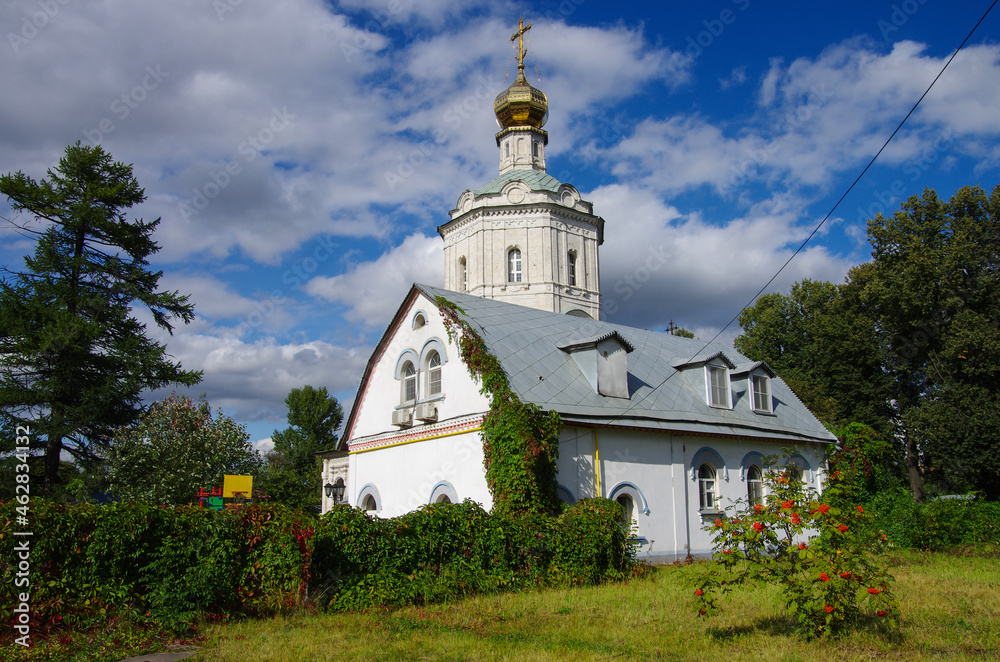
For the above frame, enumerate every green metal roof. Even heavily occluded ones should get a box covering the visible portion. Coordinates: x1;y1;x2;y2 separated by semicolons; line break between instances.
474;169;565;196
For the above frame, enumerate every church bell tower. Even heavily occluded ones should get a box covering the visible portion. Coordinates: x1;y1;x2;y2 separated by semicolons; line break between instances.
438;19;604;319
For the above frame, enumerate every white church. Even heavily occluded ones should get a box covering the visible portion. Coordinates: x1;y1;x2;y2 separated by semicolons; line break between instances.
319;25;836;562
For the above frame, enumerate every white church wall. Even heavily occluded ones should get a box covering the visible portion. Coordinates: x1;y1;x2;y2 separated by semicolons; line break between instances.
349;292;490;440
348;427;491;518
555;426;830;563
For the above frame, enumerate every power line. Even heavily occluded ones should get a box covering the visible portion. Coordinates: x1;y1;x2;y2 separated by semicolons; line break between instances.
612;0;998;422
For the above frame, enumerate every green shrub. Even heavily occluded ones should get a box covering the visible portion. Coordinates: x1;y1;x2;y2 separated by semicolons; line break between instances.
0;499;316;637
862;491;1000;551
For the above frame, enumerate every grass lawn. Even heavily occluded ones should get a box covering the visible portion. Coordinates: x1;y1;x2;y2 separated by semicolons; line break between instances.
192;550;999;661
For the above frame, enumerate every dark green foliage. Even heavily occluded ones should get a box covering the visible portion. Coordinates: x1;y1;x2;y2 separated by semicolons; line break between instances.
0;496;633;640
436;297;562;516
0;143;200;493
0;500;314;637
106;394;261;506
861;490;1000;551
257;385;343;511
736;184;1000;500
312;498;635;612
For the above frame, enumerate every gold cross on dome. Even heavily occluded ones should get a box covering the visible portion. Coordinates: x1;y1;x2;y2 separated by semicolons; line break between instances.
510;18;532;71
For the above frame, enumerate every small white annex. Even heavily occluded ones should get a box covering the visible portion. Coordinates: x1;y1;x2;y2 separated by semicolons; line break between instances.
318;29;837;562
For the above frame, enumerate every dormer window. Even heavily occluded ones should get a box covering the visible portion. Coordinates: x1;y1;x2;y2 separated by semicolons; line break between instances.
707;364;731;409
557;330;634;399
751;374;771;413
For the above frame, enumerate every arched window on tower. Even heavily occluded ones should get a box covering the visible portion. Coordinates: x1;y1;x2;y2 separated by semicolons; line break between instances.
567;251;577;287
505;141;510;158
508;248;522;283
458;257;467;292
532;141;539;157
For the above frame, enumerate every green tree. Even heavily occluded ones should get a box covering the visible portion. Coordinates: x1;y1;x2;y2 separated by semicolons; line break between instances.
258;385;342;510
735;279;892;435
863;185;1000;500
0;143;200;493
106;394;260;505
736;184;1000;500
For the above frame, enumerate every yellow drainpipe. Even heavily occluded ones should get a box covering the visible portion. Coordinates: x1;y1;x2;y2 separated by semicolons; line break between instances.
594;429;602;497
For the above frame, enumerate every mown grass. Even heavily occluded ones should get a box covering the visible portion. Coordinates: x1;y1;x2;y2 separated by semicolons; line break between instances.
193;549;999;661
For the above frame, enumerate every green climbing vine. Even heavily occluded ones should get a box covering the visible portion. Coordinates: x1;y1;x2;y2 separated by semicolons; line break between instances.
436;297;562;516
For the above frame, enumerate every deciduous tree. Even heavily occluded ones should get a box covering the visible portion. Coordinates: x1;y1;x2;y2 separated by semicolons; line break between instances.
106;394;260;505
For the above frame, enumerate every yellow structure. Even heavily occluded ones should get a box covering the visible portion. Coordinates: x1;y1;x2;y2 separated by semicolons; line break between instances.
223;474;253;498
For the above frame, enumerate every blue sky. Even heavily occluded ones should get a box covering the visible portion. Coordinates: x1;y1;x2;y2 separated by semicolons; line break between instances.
2;1;999;449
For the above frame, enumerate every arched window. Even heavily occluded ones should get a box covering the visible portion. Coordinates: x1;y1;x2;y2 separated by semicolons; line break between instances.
362;494;377;511
616;493;635;527
747;465;763;506
567;251;577;287
698;463;718;510
401;361;416;404
505;141;510;158
426;351;442;397
508;248;522;282
458;257;467;292
532;140;539;157
435;494;452;504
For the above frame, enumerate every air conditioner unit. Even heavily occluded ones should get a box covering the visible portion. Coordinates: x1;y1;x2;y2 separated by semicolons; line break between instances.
391;409;413;427
415;402;438;422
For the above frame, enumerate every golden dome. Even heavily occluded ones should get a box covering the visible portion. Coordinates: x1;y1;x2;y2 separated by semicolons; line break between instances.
494;68;548;130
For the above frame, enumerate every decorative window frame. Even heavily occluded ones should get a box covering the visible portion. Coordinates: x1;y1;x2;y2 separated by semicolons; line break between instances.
418;339;448;402
411;310;428;330
429;481;458;505
608;481;651;516
356;483;382;512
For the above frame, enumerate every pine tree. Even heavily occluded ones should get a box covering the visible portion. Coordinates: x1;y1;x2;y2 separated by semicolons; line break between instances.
0;142;201;492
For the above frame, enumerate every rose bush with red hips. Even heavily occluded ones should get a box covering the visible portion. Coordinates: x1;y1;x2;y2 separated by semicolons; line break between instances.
692;453;897;638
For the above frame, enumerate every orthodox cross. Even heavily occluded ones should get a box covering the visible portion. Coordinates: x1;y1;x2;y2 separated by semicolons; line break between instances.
510;18;532;71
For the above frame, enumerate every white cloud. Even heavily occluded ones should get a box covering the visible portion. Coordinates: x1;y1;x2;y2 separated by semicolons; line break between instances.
149;333;369;423
305;234;443;327
594;184;854;333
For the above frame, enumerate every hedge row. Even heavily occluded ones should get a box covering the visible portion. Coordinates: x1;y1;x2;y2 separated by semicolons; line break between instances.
312;498;634;611
863;489;1000;551
1;497;634;636
1;500;314;633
